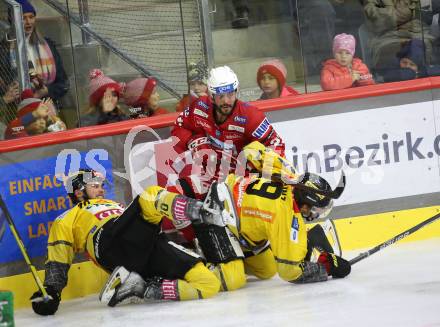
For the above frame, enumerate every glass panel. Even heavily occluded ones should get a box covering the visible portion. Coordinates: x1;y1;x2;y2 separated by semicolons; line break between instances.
422;0;440;69
34;0;78;129
297;0;368;92
0;2;26;136
362;0;433;83
209;0;305;102
64;0;198;127
0;0;74;140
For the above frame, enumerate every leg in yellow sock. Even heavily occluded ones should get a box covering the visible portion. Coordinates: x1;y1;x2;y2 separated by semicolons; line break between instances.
209;259;247;292
177;262;221;300
244;247;277;280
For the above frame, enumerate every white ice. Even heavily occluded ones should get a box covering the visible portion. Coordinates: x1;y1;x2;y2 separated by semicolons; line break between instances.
15;238;440;327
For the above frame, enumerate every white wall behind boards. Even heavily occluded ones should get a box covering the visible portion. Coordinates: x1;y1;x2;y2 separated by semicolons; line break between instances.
274;101;440;205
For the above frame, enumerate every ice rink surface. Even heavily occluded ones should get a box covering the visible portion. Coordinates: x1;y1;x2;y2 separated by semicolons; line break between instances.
16;238;440;327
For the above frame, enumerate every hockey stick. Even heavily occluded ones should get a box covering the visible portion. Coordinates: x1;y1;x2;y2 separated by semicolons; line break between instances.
284;170;346;200
350;212;440;265
0;194;50;300
321;218;342;256
0;209;5;242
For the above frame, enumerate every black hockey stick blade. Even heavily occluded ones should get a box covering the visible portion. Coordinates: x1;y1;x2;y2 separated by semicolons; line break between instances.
290;170;346;200
328;170;346;199
350;211;440;265
0;207;5;242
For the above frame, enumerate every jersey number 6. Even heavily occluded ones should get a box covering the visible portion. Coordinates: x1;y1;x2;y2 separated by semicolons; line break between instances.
245;179;283;200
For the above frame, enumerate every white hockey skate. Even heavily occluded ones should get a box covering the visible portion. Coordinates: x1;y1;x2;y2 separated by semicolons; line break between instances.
100;266;164;307
202;182;239;227
99;266;146;307
99;266;130;304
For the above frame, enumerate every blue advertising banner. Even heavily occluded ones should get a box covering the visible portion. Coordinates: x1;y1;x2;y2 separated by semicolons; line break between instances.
0;150;114;264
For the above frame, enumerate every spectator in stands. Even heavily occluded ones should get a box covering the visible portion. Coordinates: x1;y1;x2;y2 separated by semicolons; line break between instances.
80;69;128;127
4;88;66;139
256;59;300;100
421;0;440;64
321;33;375;91
383;38;440;82
363;0;435;72
0;79;20;123
176;61;208;113
16;0;69;109
222;0;249;29
123;77;169;118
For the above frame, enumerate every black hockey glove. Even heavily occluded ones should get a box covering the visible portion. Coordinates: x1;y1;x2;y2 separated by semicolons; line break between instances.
30;285;60;316
318;252;351;278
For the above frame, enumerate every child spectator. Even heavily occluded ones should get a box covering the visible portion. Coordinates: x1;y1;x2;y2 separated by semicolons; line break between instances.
176;61;208;113
81;69;128;127
383;39;440;82
256;59;300;100
321;33;375;91
123;77;169;118
4;89;66;139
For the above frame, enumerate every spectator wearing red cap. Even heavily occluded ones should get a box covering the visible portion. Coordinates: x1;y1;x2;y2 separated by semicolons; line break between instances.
320;33;374;91
123;77;168;118
80;69;128;127
4;89;66;139
256;59;300;100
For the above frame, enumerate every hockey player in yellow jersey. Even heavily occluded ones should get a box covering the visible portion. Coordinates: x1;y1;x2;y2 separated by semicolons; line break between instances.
145;141;351;292
225;141;350;284
30;169;239;315
31;143;350;315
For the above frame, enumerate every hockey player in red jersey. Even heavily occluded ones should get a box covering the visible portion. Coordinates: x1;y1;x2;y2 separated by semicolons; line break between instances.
171;65;285;198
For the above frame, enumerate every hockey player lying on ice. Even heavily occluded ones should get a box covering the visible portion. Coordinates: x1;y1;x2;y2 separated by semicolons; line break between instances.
31;147;350;315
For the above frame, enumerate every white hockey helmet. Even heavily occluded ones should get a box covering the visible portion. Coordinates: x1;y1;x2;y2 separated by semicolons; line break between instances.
207;66;239;95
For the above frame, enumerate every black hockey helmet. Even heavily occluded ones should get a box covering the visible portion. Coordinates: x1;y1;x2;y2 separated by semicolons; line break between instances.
294;172;334;221
65;169;105;204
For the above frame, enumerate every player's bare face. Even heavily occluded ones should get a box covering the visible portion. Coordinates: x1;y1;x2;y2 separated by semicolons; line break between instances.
214;91;236;116
85;183;105;199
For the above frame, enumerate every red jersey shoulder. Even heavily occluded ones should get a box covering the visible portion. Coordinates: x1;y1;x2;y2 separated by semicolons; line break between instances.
190;95;211;114
232;101;272;138
226;101;256;126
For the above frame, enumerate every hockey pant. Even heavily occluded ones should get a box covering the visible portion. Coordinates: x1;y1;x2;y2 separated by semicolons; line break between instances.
94;191;220;300
209;246;277;292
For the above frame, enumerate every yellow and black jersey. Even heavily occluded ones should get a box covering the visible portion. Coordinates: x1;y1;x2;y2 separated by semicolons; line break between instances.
47;199;125;266
225;174;308;282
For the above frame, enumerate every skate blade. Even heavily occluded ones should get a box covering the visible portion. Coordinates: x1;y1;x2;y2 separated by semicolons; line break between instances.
99;266;130;304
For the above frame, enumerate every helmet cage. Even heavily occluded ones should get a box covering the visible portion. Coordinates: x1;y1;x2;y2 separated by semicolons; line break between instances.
294;172;333;220
65;169;106;203
308;199;334;221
